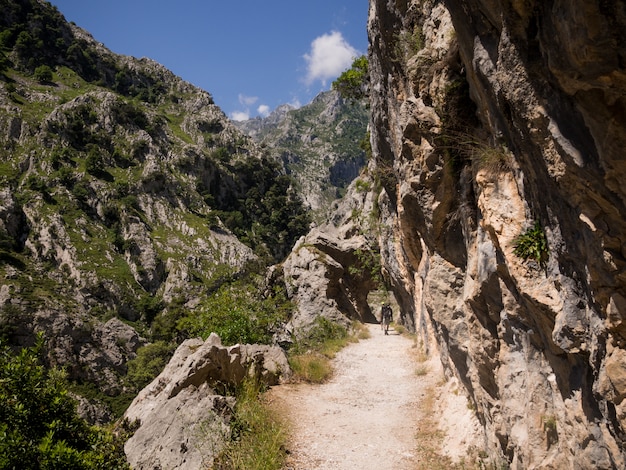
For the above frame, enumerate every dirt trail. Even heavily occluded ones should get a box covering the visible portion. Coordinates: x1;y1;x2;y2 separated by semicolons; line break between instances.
269;323;443;470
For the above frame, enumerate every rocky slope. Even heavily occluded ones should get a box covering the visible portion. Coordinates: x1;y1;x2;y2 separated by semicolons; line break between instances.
363;0;626;468
235;90;369;219
0;0;309;417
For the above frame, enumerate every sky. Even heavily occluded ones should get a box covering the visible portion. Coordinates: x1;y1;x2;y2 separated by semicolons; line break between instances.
49;1;369;121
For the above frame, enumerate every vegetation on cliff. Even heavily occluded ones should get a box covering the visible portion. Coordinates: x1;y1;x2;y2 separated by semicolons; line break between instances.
0;0;312;420
0;337;132;469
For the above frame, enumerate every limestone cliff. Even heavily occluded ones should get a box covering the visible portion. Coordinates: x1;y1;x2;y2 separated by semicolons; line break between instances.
367;0;626;467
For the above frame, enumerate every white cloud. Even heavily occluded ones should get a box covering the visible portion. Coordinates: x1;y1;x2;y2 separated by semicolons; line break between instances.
303;31;358;86
230;110;250;121
238;94;258;106
288;97;302;109
257;104;270;117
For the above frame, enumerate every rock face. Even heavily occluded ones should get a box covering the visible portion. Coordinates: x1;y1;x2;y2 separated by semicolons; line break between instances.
235;91;369;218
280;178;382;334
0;0;309;411
124;333;290;470
365;0;626;468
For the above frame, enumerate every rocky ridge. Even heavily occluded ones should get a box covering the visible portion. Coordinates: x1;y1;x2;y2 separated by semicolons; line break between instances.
0;0;309;416
235;90;369;218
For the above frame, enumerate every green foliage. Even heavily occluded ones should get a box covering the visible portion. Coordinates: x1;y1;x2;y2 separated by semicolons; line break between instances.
177;280;292;346
332;55;369;102
213;156;311;262
513;221;548;266
354;178;371;193
111;100;149;130
0;336;131;469
34;64;53;83
290;317;348;356
289;317;355;383
348;247;383;287
85;145;106;176
359;131;372;159
125;341;175;393
214;379;286;470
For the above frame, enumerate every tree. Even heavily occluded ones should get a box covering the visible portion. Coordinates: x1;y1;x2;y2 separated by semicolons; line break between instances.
332;55;369;102
34;64;53;83
0;336;131;469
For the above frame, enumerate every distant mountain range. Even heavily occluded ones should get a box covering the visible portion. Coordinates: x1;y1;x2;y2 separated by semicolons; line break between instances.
235;90;369;219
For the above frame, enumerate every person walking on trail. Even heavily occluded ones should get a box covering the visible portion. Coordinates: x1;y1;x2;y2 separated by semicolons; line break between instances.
381;303;392;335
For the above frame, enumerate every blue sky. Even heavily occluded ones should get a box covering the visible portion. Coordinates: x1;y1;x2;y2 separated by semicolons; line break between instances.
49;1;369;120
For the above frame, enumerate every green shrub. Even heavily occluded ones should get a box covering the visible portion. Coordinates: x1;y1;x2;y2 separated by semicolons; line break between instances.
332;55;369;102
348;247;383;287
177;280;291;346
34;64;53;83
291;317;348;355
0;336;131;469
125;341;175;392
513;221;548;266
355;178;371;193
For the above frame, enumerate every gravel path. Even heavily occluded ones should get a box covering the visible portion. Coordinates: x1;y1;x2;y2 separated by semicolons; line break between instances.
269;323;435;470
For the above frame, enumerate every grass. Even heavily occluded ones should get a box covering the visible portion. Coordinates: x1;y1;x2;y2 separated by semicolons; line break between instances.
289;352;333;383
288;319;368;384
213;379;287;470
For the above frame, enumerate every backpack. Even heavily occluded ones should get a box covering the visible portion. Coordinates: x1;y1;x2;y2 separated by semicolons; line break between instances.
382;304;392;321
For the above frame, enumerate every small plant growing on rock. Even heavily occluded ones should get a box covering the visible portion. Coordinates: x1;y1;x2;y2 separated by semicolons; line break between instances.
542;414;559;447
513;221;548;266
472;143;511;173
542;414;557;433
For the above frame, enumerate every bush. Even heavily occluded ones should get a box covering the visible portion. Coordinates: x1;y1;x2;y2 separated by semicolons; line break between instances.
0;336;131;469
513;221;548;266
177;280;291;346
332;55;369;102
34;64;53;83
125;341;175;392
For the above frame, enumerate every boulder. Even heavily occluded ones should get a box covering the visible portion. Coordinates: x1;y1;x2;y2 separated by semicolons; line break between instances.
123;334;290;470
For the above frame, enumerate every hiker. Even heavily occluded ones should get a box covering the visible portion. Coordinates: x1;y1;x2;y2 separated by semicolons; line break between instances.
381;303;392;335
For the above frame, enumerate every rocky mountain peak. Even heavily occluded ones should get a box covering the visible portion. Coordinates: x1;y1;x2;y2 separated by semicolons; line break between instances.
235;90;369;218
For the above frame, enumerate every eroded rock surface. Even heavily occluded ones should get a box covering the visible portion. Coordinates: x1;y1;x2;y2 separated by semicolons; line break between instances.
364;0;626;468
123;333;290;470
281;180;381;334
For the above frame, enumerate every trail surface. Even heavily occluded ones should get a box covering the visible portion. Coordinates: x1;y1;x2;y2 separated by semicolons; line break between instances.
269;323;434;470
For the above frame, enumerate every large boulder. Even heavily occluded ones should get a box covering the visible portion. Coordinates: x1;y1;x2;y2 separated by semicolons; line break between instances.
281;182;382;334
123;334;289;470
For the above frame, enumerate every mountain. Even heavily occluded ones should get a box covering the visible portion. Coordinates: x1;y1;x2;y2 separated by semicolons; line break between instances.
235;90;369;219
0;0;310;417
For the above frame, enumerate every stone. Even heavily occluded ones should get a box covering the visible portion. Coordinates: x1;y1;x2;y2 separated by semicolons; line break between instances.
123;334;290;470
362;0;626;466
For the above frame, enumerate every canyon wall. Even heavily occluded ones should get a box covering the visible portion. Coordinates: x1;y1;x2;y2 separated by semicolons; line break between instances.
368;0;626;467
